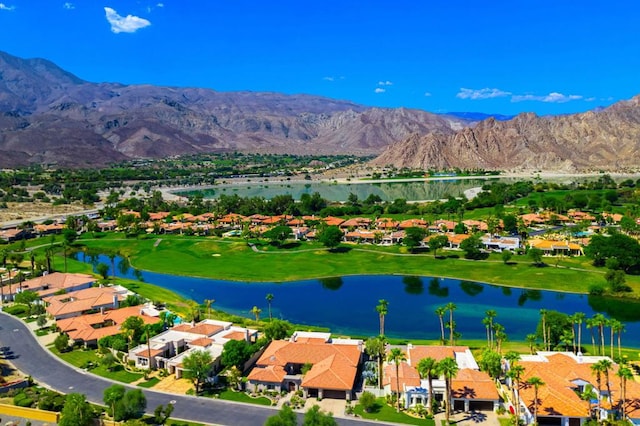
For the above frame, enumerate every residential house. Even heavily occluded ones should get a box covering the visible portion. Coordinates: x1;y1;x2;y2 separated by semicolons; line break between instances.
383;345;500;412
529;239;583;256
57;304;159;347
516;352;640;425
127;319;258;379
21;272;95;298
481;235;521;252
44;285;131;320
247;331;363;400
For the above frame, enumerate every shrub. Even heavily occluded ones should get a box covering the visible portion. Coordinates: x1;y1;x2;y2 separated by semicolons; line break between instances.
14;392;34;407
4;304;29;317
358;391;377;413
589;283;606;296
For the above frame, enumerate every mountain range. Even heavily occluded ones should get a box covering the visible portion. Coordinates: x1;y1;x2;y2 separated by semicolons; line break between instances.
0;50;469;167
2;50;640;171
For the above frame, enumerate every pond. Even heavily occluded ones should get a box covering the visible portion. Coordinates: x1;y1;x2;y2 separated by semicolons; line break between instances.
77;253;640;346
177;178;502;202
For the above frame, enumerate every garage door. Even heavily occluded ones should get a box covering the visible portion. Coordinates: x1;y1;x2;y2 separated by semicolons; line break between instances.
470;401;495;411
323;390;346;399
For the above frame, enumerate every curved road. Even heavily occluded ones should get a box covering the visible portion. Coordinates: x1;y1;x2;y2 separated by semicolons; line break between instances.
0;312;380;426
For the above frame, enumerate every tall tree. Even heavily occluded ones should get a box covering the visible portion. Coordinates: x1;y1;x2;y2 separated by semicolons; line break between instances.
435;306;447;344
591;359;612;417
507;364;524;423
574;312;586;354
365;336;386;389
484;310;497;349
59;393;94;426
539;309;548;351
438;357;459;424
376;299;389;336
416;357;438;415
526;376;545;426
103;384;126;425
446;302;456;345
617;366;633;419
266;293;274;320
387;348;407;412
204;298;215;319
250;305;262;321
182;349;213;394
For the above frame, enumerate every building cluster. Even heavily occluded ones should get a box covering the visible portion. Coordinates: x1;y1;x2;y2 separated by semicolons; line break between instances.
3;272;640;424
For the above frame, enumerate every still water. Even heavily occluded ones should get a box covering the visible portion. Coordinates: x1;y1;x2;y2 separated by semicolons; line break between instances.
177;179;501;202
78;254;640;345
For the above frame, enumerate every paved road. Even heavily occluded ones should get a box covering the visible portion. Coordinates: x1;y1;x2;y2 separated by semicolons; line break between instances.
0;312;380;426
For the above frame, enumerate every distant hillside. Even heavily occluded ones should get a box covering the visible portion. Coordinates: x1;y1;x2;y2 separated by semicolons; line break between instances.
0;51;470;167
444;112;514;121
373;95;640;172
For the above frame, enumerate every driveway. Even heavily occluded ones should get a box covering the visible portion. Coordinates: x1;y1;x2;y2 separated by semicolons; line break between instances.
0;312;379;426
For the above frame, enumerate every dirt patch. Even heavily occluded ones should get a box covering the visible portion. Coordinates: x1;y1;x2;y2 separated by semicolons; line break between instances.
0;201;91;225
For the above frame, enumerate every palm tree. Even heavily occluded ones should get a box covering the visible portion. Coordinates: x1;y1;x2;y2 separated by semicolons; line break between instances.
586;317;597;355
435;306;446;344
617;366;633;419
526;334;537;355
365;336;386;389
204;298;215;319
250;306;262;321
591;359;612;418
507;364;524;422
611;320;625;359
526;376;545;426
376;299;389;336
446;302;456;346
266;293;274;320
438;357;459;423
593;313;607;355
387;348;407;412
573;312;586;352
608;319;620;359
484;310;497;349
416;357;437;416
539;309;547;351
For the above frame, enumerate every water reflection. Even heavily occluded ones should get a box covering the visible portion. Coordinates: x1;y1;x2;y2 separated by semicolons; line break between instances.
74;253;640;344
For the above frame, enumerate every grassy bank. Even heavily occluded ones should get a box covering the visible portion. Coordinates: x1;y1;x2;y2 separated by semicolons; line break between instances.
68;233;640;297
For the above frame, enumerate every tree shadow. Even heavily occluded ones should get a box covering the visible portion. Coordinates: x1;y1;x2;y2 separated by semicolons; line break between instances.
329;246;352;254
280;241;301;250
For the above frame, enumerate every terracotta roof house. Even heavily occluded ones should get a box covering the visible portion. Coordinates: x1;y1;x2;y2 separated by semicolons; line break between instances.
0;228;29;242
21;272;95;298
529;239;583;256
399;219;428;229
515;352;640;425
33;223;65;236
323;216;345;227
384;345;500;413
247;331;363;400
44;285;131;320
127;319;257;378
57;304;159;346
462;220;488;232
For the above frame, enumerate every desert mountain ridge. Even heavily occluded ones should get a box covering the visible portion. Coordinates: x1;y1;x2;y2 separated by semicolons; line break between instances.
373;95;640;172
0;50;471;168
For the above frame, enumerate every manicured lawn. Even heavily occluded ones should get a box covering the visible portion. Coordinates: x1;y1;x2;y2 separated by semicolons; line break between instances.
205;389;272;405
137;377;161;388
353;398;435;425
70;234;640;297
49;346;143;383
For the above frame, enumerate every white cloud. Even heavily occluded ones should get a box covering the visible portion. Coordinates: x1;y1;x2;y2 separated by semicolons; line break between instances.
0;3;15;11
104;7;151;34
63;2;74;9
424;92;432;97
323;76;335;82
378;80;393;86
374;88;386;94
511;92;583;103
157;3;164;7
457;87;511;100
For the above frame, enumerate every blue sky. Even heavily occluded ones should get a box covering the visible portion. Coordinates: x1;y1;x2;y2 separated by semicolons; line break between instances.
1;1;639;115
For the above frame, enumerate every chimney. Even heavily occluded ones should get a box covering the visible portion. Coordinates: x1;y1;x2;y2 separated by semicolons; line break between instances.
113;294;119;309
246;329;250;342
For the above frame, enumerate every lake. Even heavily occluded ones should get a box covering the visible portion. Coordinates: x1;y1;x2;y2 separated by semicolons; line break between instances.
77;253;640;345
177;178;502;202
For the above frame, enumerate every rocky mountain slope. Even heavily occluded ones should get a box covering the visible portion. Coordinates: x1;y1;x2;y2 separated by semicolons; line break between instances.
372;95;640;172
0;51;468;167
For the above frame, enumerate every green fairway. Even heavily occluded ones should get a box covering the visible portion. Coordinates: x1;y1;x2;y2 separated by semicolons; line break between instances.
68;233;640;297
